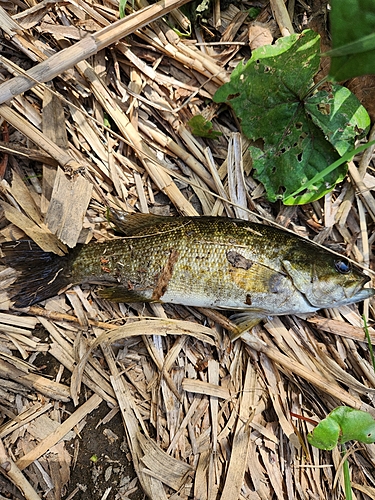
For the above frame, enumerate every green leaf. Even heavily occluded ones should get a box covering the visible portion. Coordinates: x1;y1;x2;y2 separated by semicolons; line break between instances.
214;30;369;204
119;0;127;18
307;407;375;451
214;30;370;205
249;134;345;206
214;31;321;137
248;7;261;19
324;32;375;57
119;0;134;18
283;140;375;203
305;84;370;155
188;115;222;139
329;0;375;81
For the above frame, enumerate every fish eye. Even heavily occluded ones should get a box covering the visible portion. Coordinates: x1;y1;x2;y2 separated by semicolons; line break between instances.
334;258;351;274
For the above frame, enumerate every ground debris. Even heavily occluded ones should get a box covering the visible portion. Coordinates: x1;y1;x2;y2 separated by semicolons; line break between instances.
0;1;375;499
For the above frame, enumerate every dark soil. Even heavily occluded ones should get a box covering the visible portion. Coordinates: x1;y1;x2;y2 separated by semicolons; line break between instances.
64;401;144;500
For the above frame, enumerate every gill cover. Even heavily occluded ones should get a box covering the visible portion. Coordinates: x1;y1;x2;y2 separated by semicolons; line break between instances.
282;259;339;308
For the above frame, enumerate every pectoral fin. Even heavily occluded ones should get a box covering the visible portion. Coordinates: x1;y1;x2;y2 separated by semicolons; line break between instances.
282;260;308;294
228;311;266;340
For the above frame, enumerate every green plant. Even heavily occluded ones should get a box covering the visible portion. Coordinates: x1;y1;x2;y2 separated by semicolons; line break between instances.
214;30;370;205
307;406;375;450
188;115;222;139
327;0;375;81
213;0;375;205
307;406;375;499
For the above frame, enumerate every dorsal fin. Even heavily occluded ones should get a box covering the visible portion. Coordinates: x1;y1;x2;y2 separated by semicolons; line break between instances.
109;210;177;236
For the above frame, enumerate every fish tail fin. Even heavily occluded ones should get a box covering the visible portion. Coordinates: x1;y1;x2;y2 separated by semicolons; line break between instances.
1;241;72;307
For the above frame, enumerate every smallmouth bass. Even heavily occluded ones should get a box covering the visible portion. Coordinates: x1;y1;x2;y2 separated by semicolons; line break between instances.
2;214;373;339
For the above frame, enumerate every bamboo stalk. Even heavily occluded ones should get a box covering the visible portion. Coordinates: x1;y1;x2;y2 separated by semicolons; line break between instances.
269;0;294;36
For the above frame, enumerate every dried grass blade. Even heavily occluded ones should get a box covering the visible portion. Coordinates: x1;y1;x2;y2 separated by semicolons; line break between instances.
219;358;255;498
138;432;193;490
307;316;375;342
349;161;375;222
76;59;198;215
0;438;41;500
0;358;70;401
227;133;248;219
0;0;194;104
4;169;43;225
0;104;78;169
0;403;52;439
0;201;66;255
0;6;22;35
71;319;217;402
182;379;230;399
242;334;364;408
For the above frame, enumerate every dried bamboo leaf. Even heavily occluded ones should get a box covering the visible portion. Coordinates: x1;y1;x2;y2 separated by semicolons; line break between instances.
220;359;256;498
0;0;195;104
0;201;66;255
4;169;43;225
0;358;70;401
0;438;41;500
45;168;92;247
138;432;193;490
182;379;230;399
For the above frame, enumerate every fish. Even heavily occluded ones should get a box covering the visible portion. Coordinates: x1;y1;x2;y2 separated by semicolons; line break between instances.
1;213;373;339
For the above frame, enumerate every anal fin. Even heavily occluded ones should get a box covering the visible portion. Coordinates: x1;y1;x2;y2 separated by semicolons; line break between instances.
229;312;265;340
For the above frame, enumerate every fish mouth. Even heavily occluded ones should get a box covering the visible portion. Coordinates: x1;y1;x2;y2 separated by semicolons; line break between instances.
350;277;375;302
352;287;375;301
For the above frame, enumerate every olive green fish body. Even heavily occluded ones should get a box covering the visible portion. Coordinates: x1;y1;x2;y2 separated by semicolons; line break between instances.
3;215;373;337
69;217;314;315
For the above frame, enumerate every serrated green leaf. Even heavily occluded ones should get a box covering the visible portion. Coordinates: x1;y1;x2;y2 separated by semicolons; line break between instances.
188;115;222;139
214;29;370;204
329;0;375;81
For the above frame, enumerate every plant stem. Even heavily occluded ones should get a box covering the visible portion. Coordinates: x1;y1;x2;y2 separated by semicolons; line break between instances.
342;445;352;500
363;314;375;373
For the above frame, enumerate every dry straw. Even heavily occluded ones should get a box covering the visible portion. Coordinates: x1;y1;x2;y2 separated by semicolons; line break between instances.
0;0;375;499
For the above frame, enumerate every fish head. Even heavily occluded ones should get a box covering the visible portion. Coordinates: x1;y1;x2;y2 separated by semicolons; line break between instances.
282;250;374;309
